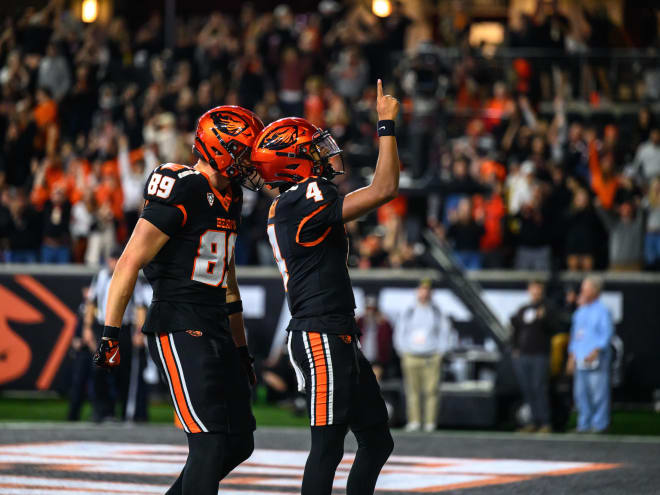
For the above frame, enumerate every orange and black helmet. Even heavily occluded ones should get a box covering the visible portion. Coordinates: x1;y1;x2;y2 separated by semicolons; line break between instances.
193;105;264;184
250;117;342;187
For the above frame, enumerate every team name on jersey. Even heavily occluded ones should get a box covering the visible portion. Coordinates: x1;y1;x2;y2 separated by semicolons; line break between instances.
217;218;237;230
177;169;199;178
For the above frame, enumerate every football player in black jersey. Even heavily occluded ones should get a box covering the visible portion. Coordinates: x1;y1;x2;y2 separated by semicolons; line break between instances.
93;105;264;495
250;80;400;495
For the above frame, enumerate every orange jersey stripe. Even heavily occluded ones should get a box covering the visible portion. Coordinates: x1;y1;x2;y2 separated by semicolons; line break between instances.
174;204;187;226
158;334;201;433
296;204;332;247
308;332;328;426
268;199;279;220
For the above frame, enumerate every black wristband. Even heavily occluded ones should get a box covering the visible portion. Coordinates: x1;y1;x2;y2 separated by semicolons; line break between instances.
377;120;395;137
227;300;243;315
102;325;121;340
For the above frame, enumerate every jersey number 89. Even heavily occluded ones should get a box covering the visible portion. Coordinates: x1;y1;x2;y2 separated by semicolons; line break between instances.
191;230;237;287
147;173;175;198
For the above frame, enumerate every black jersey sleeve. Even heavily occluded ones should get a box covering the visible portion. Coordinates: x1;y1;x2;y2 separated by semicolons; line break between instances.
141;164;200;236
143;164;198;206
140;200;184;236
292;178;344;246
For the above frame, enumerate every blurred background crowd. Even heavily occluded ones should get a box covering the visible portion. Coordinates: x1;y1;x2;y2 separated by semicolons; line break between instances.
1;0;660;272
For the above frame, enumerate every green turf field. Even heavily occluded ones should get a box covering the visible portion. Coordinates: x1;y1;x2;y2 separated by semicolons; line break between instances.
0;388;309;427
1;392;659;434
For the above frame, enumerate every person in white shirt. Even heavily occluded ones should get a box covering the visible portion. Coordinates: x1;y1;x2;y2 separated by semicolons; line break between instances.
394;279;453;432
117;134;158;233
634;127;660;182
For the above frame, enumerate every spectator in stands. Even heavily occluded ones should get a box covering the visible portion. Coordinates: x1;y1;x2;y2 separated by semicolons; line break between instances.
395;279;453;432
37;42;71;101
566;276;614;433
588;139;619;210
476;180;507;268
446;197;485;270
564;188;599;271
4;188;41;262
84;199;117;266
634;126;660;182
117;134;157;234
514;185;552;271
510;280;557;433
506;160;535;215
38;183;71;263
595;198;644;271
70;190;96;263
1;1;659;272
330;46;369;101
644;178;660;269
356;295;394;382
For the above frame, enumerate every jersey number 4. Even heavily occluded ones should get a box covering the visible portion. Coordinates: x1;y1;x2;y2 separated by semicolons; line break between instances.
147;173;175;199
306;181;324;202
191;230;237;287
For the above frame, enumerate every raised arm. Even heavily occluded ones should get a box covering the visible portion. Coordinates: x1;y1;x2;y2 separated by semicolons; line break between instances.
342;79;400;223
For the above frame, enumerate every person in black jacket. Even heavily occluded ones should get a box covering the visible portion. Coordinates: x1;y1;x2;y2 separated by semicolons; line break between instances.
5;188;42;262
446;197;485;270
510;280;558;433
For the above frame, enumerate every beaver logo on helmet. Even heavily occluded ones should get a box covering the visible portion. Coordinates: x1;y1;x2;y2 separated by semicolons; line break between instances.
210;111;249;137
260;125;298;150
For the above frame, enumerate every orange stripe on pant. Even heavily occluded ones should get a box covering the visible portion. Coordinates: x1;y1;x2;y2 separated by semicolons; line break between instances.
159;334;202;433
308;332;328;426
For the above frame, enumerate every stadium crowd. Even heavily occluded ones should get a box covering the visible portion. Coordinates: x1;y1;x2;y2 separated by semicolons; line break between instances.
1;0;660;271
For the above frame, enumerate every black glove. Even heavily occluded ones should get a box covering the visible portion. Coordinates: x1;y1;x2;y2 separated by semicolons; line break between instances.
237;346;257;386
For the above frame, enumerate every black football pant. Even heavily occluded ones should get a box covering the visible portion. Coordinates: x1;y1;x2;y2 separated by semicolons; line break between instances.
166;431;254;495
301;422;393;495
147;331;256;494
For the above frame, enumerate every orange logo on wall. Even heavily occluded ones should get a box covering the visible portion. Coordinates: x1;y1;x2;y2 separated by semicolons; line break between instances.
0;276;77;389
0;286;40;385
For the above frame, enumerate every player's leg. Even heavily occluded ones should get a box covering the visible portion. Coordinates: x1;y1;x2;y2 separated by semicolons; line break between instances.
147;331;254;493
165;431;253;495
219;432;255;479
289;331;352;495
346;423;393;495
347;348;393;495
181;432;229;493
302;424;349;495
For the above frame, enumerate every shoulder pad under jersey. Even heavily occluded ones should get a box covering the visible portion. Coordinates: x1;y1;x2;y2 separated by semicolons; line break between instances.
143;163;202;205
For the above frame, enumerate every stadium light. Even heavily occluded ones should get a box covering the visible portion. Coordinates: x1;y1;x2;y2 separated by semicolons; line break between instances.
372;0;392;18
81;0;98;23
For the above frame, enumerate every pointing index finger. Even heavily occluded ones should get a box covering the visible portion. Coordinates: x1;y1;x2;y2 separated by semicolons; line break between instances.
377;79;383;99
